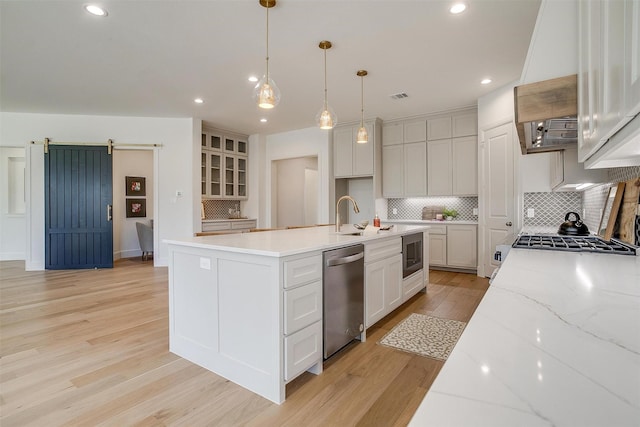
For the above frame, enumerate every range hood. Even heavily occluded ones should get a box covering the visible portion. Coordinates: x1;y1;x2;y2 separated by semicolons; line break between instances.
514;74;578;154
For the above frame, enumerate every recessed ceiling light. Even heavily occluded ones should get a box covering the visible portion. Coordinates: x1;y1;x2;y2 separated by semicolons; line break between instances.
450;2;467;14
260;118;267;123
84;4;108;17
248;76;259;83
194;98;204;104
481;78;492;85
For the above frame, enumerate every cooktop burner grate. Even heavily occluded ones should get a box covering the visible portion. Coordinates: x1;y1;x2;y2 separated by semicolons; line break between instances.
513;235;637;255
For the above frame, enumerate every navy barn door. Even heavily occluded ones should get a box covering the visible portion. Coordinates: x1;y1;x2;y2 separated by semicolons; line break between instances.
45;145;113;269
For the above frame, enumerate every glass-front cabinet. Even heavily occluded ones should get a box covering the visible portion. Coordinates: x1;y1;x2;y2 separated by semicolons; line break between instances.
201;128;248;200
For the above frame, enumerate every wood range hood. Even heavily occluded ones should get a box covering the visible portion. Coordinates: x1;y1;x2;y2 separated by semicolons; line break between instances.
514;74;578;155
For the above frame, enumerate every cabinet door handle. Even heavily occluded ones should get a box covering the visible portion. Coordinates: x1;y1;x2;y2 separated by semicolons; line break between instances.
107;204;113;222
506;221;512;227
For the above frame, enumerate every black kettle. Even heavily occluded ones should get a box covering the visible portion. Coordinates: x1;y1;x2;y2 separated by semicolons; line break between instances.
558;212;590;236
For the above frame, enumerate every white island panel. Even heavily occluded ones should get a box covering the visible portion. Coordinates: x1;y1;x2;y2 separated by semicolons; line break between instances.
169;245;283;403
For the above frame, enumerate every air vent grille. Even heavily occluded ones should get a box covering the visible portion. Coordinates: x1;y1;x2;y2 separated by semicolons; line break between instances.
390;92;408;100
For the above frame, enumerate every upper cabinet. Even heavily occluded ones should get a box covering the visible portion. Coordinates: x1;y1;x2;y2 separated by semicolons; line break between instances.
578;0;640;168
382;109;478;198
202;128;248;200
427;110;478;196
334;119;380;178
382;118;427;197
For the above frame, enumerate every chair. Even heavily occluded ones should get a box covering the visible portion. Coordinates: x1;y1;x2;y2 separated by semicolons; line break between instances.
136;221;154;261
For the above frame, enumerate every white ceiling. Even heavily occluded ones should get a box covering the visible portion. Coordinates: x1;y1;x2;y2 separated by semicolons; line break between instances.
1;0;541;136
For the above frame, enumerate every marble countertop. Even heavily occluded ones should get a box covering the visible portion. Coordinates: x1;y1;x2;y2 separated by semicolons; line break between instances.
384;219;479;225
410;248;640;426
166;224;429;257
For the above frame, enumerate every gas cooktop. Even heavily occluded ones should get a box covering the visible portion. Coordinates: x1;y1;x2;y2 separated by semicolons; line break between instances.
513;234;637;256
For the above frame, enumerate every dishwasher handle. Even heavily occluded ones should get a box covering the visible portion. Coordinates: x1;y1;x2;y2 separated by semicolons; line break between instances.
326;251;364;267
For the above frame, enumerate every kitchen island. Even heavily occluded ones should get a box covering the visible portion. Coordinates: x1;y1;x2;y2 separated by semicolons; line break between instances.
410;247;640;426
165;224;429;404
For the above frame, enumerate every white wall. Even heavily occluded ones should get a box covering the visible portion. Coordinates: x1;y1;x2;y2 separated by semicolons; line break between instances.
274;156;318;227
0;147;26;260
0;112;197;269
112;150;154;259
246;126;332;228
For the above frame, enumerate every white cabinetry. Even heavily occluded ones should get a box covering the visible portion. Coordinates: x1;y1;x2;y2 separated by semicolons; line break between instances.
578;0;640;168
382;118;427;197
201;129;248;199
428;224;477;270
404;142;428;196
427;111;478;196
282;254;323;382
364;238;402;328
382;145;404;197
447;225;477;269
334;120;378;178
202;219;256;233
428;224;447;267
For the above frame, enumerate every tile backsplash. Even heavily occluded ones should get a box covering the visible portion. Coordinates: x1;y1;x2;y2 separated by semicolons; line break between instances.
387;197;478;221
523;192;582;228
202;199;241;219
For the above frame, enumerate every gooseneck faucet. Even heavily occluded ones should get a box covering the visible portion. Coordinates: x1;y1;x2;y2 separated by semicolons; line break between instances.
335;195;360;232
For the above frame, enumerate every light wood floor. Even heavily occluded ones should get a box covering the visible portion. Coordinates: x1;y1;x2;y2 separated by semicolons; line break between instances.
0;259;489;426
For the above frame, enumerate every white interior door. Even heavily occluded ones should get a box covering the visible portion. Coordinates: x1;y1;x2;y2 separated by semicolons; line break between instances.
482;123;515;277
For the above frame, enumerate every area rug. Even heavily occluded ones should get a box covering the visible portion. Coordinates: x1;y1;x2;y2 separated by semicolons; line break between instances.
378;313;467;361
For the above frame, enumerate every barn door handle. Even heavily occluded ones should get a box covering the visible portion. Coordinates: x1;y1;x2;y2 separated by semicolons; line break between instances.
107;204;113;221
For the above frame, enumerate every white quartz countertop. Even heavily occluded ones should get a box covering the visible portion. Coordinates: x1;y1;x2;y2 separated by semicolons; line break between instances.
202;218;256;222
410;248;640;426
386;219;478;225
166;224;429;257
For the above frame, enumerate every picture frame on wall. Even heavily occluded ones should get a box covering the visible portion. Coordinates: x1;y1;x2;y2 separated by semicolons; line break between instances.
126;198;146;218
126;176;146;196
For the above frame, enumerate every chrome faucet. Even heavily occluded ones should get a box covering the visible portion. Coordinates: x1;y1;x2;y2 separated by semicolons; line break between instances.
335;195;360;232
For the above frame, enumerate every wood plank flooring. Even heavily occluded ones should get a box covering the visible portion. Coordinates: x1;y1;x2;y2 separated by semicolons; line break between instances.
0;260;488;426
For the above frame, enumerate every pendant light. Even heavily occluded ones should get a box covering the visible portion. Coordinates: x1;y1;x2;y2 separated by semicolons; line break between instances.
254;0;280;109
316;40;337;129
356;70;368;143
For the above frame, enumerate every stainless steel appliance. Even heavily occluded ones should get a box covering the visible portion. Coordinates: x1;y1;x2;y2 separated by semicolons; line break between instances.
402;232;424;278
323;244;364;359
512;235;637;255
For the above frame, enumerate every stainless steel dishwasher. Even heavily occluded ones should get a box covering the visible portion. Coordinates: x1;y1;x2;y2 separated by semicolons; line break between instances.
323;244;364;359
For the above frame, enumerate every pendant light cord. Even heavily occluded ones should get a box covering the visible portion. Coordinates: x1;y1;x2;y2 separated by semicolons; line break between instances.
360;75;365;126
265;5;270;80
323;47;328;109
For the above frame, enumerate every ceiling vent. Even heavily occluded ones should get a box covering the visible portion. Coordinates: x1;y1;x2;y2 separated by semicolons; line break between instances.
390;92;408;100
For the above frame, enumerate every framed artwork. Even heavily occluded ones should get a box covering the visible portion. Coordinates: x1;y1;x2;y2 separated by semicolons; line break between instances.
126;198;146;218
126;176;146;196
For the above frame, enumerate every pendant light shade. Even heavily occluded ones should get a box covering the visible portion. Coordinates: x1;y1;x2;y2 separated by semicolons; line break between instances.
316;41;337;129
253;0;280;109
356;70;368;143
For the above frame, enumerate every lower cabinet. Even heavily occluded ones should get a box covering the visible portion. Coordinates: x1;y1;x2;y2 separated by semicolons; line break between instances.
202;219;256;233
282;253;323;382
447;225;477;269
365;254;402;328
284;320;322;381
403;270;425;300
428;224;477;270
364;237;403;328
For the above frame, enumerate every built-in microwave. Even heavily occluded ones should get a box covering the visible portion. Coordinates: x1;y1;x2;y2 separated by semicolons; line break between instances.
402;232;423;278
